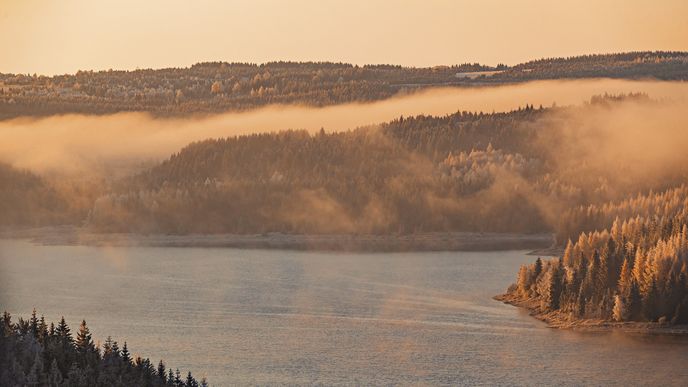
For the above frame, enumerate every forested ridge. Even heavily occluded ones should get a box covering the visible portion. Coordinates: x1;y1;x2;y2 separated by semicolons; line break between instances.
87;106;552;234
5;93;685;239
86;93;681;236
502;185;688;324
1;51;686;119
0;311;206;386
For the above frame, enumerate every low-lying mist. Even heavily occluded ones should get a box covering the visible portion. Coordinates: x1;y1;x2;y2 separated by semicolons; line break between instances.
1;79;687;176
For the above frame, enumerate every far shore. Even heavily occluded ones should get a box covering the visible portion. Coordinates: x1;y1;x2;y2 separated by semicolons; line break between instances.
0;226;554;253
494;293;688;336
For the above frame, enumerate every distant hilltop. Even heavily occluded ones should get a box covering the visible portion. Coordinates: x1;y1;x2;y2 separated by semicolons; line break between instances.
1;51;687;120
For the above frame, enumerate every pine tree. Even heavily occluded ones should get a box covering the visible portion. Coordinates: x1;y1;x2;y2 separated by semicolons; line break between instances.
613;294;626;321
186;371;198;387
627;280;643;320
575;290;586;318
533;257;543;280
75;320;95;355
174;369;183;386
158;360;167;385
121;342;131;365
29;308;39;338
56;316;72;342
517;265;530;296
547;261;564;310
618;257;633;295
562;239;574;266
643;279;659;321
37;315;48;343
168;368;175;385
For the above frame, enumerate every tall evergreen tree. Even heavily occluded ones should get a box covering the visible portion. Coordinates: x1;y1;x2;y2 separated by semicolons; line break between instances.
546;260;564;310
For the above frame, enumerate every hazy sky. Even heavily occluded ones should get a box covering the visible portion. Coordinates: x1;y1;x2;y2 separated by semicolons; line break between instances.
2;0;688;75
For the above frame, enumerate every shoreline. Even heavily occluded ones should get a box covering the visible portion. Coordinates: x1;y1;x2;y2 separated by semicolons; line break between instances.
494;293;688;335
0;226;554;252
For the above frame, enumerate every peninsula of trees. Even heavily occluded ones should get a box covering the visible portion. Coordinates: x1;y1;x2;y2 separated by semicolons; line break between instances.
1;51;686;119
497;185;688;329
0;310;206;386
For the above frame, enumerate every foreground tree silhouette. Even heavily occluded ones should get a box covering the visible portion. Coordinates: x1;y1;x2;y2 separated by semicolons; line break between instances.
0;311;204;386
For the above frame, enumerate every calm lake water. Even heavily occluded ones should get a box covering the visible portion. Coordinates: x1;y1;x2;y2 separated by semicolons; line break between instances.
2;239;687;386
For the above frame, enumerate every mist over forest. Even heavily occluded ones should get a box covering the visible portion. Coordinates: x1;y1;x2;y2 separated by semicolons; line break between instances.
2;77;688;242
4;38;688;386
5;0;688;383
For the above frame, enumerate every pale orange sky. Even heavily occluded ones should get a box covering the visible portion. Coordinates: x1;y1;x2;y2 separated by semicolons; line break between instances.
2;0;687;75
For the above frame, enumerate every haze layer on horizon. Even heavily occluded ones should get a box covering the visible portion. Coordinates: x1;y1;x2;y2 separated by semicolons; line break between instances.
2;0;688;75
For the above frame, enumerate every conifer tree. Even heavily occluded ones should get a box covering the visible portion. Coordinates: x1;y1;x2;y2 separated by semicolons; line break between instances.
627;280;643;320
612;294;626;321
56;316;72;342
75;320;95;355
618;257;633;295
121;341;131;364
643;279;659;321
158;360;167;385
547;261;564;310
533;257;543;281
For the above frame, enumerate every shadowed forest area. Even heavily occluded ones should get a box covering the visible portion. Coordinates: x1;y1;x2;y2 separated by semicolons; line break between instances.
0;311;205;386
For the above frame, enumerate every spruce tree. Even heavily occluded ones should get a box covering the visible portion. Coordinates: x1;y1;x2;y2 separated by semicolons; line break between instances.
75;320;96;356
643;279;659;321
121;342;131;365
547;261;564;310
158;360;167;385
627;280;643;320
612;294;626;321
186;371;198;387
533;257;543;280
56;317;72;342
618;257;633;295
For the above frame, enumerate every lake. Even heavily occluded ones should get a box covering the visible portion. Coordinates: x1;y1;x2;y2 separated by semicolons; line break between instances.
1;239;687;385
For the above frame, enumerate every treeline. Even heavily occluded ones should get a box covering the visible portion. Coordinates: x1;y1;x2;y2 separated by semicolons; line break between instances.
0;310;206;386
505;186;688;324
1;52;686;119
498;51;688;81
0;61;493;120
556;185;688;243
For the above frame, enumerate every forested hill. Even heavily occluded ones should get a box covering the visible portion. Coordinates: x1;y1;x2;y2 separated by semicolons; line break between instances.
85;94;688;236
88;106;552;234
1;51;686;119
5;94;685;238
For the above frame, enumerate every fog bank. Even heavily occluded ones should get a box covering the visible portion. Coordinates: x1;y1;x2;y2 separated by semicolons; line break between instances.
1;79;687;175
